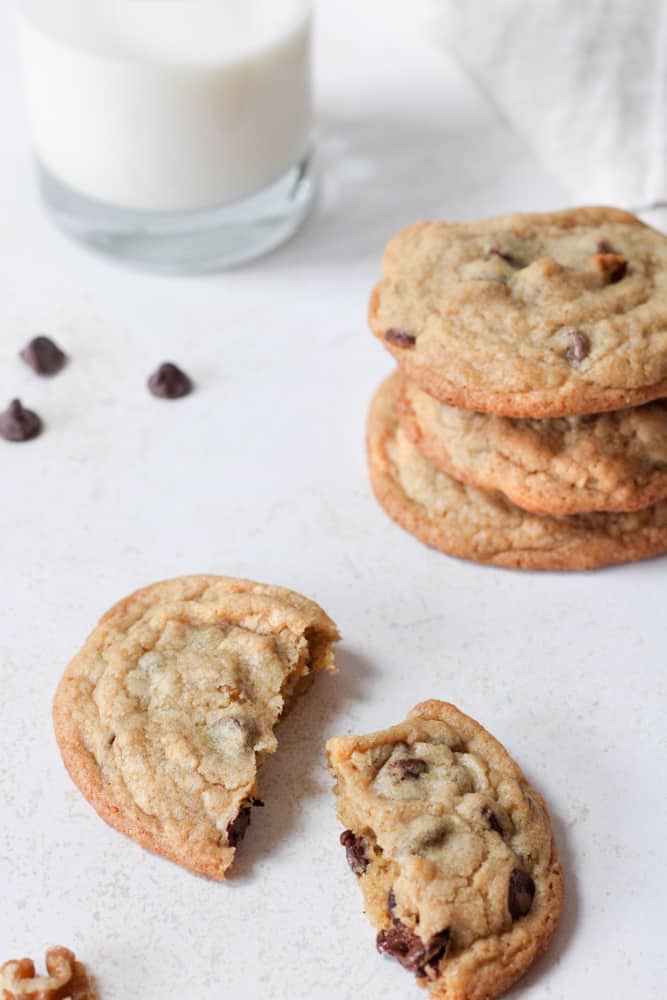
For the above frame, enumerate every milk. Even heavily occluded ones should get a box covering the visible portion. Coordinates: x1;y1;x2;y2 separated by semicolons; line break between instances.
20;1;312;213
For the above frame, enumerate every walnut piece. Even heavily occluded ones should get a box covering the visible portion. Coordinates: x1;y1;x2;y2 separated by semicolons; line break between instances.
0;947;96;1000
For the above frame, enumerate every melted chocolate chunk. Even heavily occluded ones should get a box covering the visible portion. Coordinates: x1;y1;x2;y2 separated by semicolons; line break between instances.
508;868;536;920
339;830;370;876
0;399;43;442
564;329;590;364
385;329;416;348
596;239;612;254
480;804;503;835
486;243;521;268
148;362;193;399
387;757;428;781
226;807;252;848
377;919;450;977
20;336;67;376
591;251;628;284
608;258;628;283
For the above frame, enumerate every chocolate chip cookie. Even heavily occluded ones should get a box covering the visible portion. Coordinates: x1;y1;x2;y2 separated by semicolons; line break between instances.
395;374;667;515
327;701;564;1000
369;207;667;417
368;376;667;569
53;575;339;880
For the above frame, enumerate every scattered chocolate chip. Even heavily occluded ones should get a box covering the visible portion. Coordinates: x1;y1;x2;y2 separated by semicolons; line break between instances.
480;804;503;835
377;920;450;978
226;806;252;848
148;362;193;399
564;329;590;364
387;889;397;914
385;329;416;348
508;868;536;920
0;399;43;442
387;757;428;781
486;242;521;268
596;240;612;254
20;335;67;376
339;830;370;876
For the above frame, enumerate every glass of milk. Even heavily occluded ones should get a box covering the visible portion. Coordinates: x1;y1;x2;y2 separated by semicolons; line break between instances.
18;1;314;272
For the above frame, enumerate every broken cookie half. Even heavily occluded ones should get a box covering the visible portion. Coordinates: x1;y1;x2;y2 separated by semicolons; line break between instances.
327;701;563;1000
53;574;339;880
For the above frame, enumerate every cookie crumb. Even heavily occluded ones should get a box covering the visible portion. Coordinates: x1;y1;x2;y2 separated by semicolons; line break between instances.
0;946;96;1000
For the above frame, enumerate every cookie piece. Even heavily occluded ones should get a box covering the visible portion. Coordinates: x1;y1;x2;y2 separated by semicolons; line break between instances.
327;701;564;1000
395;375;667;515
368;376;667;570
369;207;667;417
0;946;96;1000
53;575;339;880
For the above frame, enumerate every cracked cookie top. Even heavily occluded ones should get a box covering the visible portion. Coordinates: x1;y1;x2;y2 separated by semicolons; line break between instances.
53;575;339;881
369;207;667;417
327;701;564;1000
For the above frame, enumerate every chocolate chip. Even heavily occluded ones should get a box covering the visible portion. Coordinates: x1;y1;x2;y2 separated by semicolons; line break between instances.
480;804;503;835
564;329;590;364
387;758;428;781
608;258;627;283
387;889;397;914
596;240;612;254
508;868;535;920
0;399;43;442
590;251;628;284
385;329;416;348
226;807;252;848
486;243;521;268
339;830;370;876
147;362;193;399
20;336;67;376
376;920;450;978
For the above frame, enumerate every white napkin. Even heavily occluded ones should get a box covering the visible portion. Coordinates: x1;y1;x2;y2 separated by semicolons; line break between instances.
437;0;667;226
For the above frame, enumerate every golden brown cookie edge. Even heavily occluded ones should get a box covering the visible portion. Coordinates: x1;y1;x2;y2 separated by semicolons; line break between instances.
393;374;667;516
367;376;667;570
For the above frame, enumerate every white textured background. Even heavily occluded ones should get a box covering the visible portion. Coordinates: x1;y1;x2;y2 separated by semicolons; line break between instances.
0;3;665;999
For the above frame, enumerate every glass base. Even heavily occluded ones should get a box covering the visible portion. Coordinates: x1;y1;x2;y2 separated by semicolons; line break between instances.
37;153;315;273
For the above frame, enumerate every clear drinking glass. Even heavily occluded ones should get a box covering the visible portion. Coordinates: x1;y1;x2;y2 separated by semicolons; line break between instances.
18;1;315;272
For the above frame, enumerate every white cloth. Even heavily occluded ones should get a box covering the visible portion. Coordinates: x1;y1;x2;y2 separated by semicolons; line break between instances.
438;0;667;224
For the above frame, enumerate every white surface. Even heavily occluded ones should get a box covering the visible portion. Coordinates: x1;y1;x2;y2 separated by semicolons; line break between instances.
438;0;667;214
0;3;665;999
21;0;311;210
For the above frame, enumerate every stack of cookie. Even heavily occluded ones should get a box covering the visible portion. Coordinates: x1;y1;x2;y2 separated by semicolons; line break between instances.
367;207;667;570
